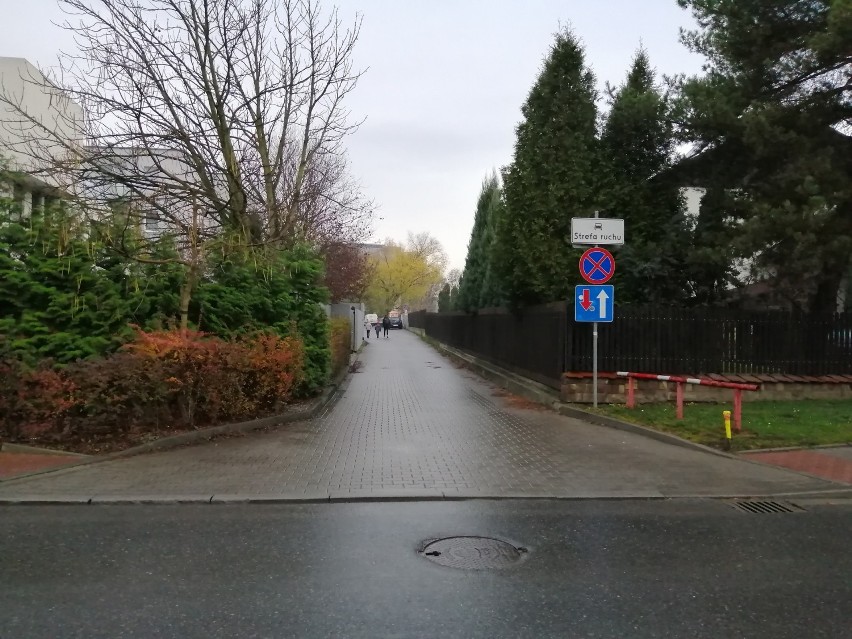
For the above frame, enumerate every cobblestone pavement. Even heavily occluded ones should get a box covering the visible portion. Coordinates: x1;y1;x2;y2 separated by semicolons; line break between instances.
743;447;852;484
0;331;842;501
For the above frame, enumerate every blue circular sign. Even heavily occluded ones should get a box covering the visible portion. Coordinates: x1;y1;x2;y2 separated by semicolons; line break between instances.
579;247;615;284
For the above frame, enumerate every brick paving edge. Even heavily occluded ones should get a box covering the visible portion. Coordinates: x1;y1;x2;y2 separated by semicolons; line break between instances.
4;488;852;506
0;352;359;486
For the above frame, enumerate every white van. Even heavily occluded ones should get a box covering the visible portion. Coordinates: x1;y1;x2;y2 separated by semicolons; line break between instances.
365;313;378;326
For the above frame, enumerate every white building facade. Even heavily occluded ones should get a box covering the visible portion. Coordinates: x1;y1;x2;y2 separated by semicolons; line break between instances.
0;57;85;215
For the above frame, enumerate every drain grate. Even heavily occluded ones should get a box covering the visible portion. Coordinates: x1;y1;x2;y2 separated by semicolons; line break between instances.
730;500;804;514
419;536;526;570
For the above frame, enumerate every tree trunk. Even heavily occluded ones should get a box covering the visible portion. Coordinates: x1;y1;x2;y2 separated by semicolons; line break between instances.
179;266;197;334
810;255;849;315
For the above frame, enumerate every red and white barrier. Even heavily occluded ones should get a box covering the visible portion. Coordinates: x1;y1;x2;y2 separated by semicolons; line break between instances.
615;372;759;432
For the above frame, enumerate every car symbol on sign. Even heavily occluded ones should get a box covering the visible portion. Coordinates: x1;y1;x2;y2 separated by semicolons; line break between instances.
594;222;602;230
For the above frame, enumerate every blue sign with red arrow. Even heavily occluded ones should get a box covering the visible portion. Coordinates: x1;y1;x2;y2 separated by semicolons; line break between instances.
579;247;615;284
575;285;614;323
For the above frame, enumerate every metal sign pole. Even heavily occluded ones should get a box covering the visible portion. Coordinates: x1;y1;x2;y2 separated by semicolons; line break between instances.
593;210;599;408
593;321;598;408
573;212;620;409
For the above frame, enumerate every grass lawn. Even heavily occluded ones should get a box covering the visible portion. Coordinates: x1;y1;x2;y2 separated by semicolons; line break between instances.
594;400;852;451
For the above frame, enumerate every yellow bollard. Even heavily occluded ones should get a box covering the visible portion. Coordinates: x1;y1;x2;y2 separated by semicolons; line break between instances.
723;410;732;450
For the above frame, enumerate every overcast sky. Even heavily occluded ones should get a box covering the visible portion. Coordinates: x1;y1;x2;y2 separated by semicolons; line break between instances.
2;0;706;271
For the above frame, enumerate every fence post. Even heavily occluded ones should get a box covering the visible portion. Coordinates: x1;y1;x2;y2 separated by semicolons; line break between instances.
627;376;635;409
563;302;569;384
733;389;743;432
676;382;684;420
564;300;573;373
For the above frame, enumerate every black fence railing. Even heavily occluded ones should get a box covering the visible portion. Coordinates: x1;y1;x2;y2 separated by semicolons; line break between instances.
408;305;852;385
408;303;566;389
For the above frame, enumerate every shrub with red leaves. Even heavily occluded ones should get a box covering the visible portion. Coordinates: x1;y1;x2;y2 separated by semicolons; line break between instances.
0;358;78;440
0;329;307;447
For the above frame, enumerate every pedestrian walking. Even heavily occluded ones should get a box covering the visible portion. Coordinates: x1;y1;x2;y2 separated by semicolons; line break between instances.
382;315;391;338
364;319;371;340
374;322;381;339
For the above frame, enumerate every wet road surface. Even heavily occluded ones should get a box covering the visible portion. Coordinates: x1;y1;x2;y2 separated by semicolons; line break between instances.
2;499;851;638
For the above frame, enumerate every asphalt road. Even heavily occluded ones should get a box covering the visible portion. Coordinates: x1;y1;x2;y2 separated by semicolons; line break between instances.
2;499;850;638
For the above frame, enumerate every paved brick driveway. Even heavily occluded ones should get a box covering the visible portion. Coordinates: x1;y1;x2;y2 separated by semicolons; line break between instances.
0;331;842;501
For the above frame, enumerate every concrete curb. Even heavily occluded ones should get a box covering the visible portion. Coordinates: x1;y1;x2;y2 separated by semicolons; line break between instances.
3;487;851;505
0;353;359;485
739;443;852;454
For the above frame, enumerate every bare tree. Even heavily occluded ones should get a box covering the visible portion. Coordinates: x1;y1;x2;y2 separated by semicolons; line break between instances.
320;240;369;303
405;231;448;311
406;231;448;272
275;141;373;246
3;0;366;230
0;0;368;328
445;267;462;289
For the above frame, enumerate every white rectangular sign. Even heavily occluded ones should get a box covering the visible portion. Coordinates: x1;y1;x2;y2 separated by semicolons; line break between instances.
571;218;625;246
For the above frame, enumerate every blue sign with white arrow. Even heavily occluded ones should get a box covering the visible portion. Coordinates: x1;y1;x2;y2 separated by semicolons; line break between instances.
575;285;614;323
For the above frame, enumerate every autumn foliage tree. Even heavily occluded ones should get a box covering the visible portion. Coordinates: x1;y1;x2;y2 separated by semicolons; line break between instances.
319;242;370;303
364;233;446;312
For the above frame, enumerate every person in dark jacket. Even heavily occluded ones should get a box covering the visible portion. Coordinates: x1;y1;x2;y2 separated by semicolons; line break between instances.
382;315;391;338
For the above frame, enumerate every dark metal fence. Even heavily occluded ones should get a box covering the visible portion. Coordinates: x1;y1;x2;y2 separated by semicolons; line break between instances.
408;305;852;385
408;303;566;389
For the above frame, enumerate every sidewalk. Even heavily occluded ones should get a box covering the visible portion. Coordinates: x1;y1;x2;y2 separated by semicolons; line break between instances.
0;452;80;479
743;447;852;485
0;330;845;502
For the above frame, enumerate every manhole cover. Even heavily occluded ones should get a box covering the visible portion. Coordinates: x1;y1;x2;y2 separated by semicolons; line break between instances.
730;500;804;514
419;536;526;570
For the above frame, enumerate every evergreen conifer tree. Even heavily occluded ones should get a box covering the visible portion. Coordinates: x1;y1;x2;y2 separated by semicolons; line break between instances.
600;49;691;304
496;28;600;307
